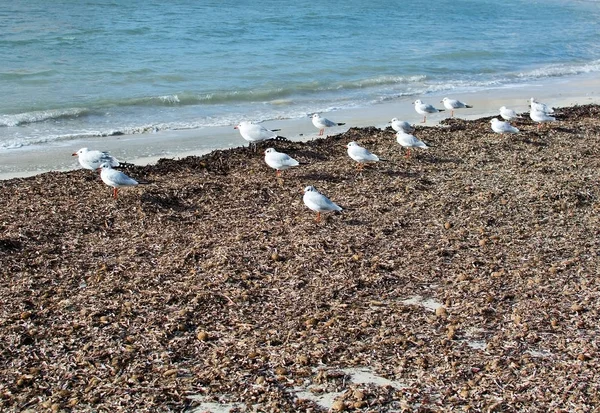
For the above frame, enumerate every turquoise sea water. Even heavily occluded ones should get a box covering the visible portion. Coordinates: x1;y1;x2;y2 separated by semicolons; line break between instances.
1;0;600;150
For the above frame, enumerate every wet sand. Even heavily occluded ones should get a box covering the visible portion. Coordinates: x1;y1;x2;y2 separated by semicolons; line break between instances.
1;102;599;412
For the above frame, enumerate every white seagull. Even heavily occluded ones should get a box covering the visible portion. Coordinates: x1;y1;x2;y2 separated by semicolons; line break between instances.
311;113;345;136
490;118;519;134
346;141;381;170
529;98;554;114
389;118;415;134
303;186;342;222
264;148;300;176
499;106;522;121
441;97;472;117
234;121;283;149
72;148;119;171
530;108;556;131
413;100;444;123
396;131;428;158
98;163;143;199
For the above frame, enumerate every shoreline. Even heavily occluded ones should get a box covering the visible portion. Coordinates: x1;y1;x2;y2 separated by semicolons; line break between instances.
1;72;600;181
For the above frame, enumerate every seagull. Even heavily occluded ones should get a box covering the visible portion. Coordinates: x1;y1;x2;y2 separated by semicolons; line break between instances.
389;118;415;134
396;131;428;158
346;141;382;170
303;186;342;222
413;100;444;123
529;98;554;114
441;97;472;117
530;108;556;131
234;121;285;150
72;148;119;171
311;113;345;136
264;148;300;176
98;163;144;199
490;118;519;134
499;106;522;121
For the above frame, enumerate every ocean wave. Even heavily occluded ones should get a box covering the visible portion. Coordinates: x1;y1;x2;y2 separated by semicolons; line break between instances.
0;69;58;80
0;118;222;150
516;60;600;79
106;76;431;108
0;108;89;127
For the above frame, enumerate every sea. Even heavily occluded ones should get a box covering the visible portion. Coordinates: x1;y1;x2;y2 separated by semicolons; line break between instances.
1;0;600;155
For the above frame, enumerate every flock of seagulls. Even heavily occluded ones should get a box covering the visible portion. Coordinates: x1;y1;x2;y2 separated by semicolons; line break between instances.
73;96;555;220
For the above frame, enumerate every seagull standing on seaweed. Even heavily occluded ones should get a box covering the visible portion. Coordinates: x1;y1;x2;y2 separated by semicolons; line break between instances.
264;148;301;176
396;131;429;158
303;186;342;222
98;163;146;199
234;121;286;150
346;141;384;171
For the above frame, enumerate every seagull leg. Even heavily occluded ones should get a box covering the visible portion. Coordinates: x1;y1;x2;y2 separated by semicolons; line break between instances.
319;129;324;136
113;188;118;199
276;170;281;177
405;149;411;159
451;110;455;117
421;116;426;123
315;212;321;222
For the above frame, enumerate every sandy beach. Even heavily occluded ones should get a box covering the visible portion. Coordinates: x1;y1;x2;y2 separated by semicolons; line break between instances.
1;95;599;412
1;73;600;180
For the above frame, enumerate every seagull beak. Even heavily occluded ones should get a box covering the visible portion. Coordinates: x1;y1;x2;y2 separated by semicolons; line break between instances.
72;153;77;156
234;126;238;129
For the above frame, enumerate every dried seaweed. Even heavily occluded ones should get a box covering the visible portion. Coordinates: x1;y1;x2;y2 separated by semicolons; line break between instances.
1;105;599;412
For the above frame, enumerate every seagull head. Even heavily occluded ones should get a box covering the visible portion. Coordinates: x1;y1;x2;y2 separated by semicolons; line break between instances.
311;113;320;119
413;99;423;105
303;185;317;194
72;147;88;157
346;141;359;148
97;162;113;171
264;148;276;155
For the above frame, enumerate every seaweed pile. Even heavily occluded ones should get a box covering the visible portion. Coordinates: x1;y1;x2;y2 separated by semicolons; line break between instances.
1;105;599;412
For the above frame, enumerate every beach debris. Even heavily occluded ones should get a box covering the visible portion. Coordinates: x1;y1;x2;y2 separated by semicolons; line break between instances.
311;113;345;136
441;97;473;117
1;104;600;412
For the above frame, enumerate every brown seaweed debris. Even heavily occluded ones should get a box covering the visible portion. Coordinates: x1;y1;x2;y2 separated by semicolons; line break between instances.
1;105;600;412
